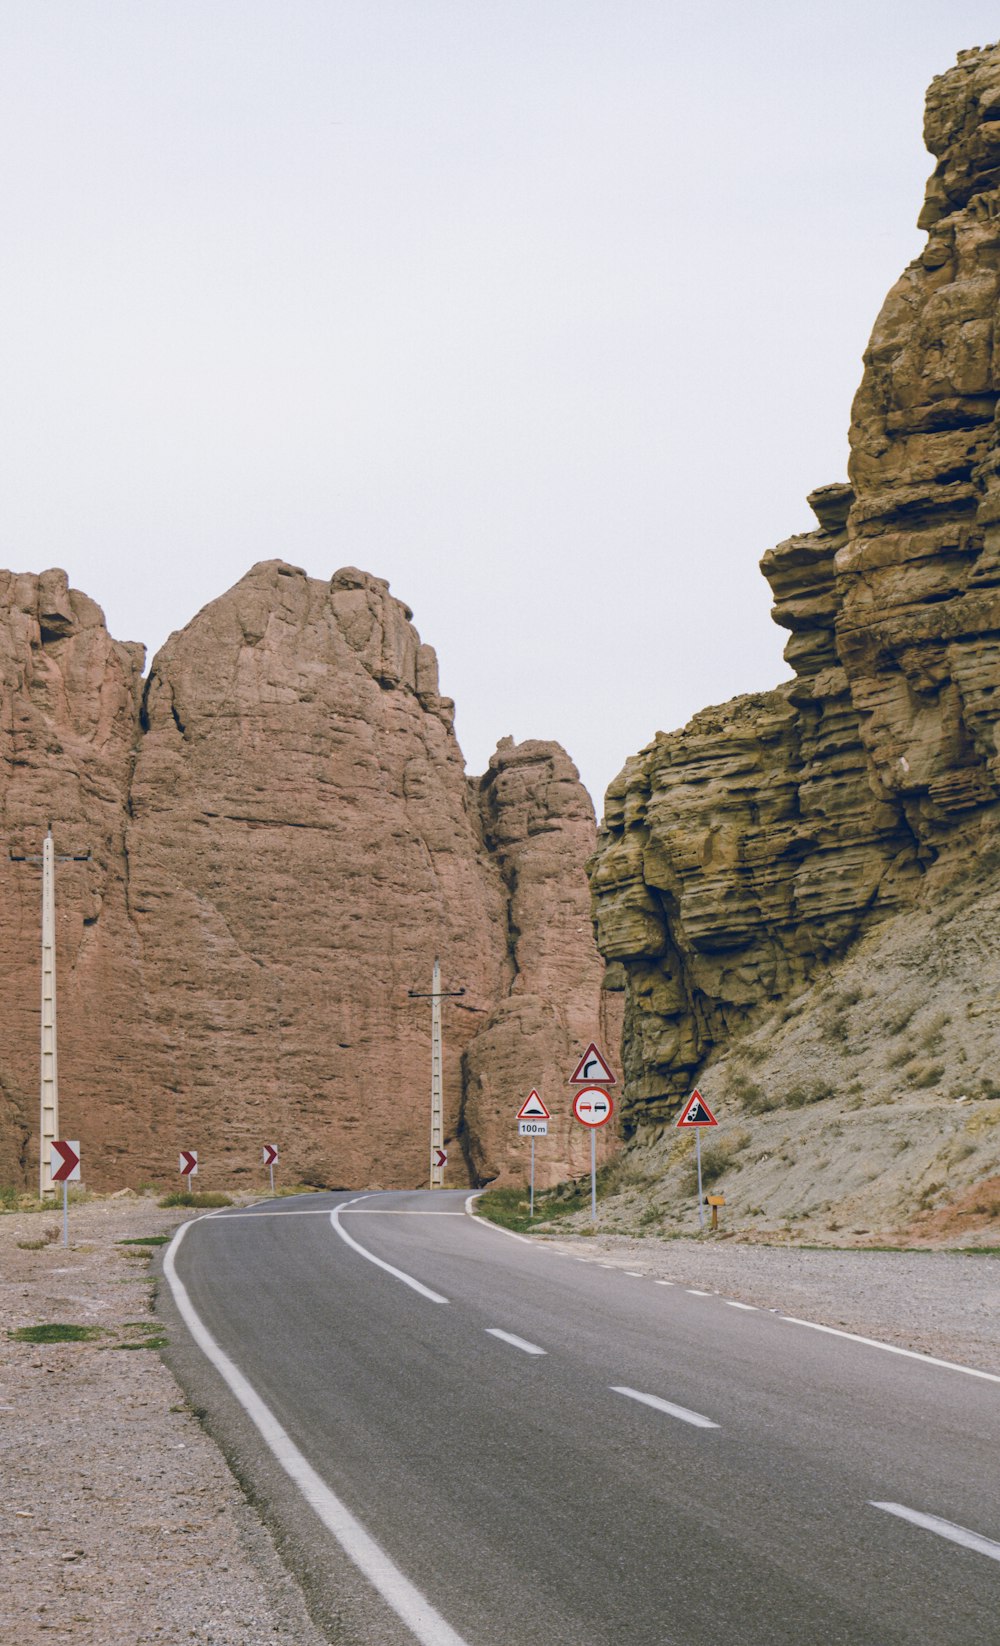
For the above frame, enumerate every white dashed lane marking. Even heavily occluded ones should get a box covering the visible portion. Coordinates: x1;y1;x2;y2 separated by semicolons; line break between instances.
611;1385;720;1430
871;1503;1000;1564
486;1329;547;1356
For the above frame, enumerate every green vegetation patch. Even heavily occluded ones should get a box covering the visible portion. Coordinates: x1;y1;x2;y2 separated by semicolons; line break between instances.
476;1172;615;1234
157;1191;233;1209
117;1235;172;1246
9;1322;106;1344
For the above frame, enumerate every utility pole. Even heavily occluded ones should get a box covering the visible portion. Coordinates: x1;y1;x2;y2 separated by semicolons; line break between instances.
10;828;90;1197
408;959;465;1188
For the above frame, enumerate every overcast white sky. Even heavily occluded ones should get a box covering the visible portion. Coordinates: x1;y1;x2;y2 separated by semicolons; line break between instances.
2;3;998;809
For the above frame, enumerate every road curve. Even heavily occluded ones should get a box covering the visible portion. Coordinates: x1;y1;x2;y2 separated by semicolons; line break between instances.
159;1190;1000;1646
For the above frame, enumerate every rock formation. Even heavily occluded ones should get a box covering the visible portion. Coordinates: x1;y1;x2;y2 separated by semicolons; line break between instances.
590;41;1000;1134
0;563;610;1192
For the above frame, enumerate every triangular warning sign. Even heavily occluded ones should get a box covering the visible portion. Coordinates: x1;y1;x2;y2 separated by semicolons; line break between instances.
676;1089;719;1128
517;1090;551;1120
568;1043;617;1085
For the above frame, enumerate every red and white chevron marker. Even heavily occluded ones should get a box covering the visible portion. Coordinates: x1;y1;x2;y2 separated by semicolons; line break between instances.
262;1144;278;1167
50;1141;80;1246
50;1140;80;1183
179;1150;198;1178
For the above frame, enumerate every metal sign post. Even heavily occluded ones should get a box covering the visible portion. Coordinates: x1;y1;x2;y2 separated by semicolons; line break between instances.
675;1089;720;1230
50;1141;80;1246
572;1086;614;1224
696;1130;704;1229
517;1093;550;1220
263;1144;278;1193
568;1048;618;1226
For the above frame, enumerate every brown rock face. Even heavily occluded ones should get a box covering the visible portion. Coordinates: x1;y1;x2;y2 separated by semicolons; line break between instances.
0;570;147;1178
462;737;622;1184
589;42;1000;1133
0;563;609;1192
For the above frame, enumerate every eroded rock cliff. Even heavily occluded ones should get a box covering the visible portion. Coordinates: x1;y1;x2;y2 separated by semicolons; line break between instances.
590;41;1000;1134
0;563;607;1191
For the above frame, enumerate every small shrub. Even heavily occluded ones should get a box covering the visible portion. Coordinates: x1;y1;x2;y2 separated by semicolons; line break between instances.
885;1043;911;1070
17;1224;60;1250
785;1077;834;1108
8;1322;105;1344
819;1010;850;1044
158;1191;233;1209
885;999;918;1035
730;1071;776;1114
117;1235;171;1246
908;1061;946;1090
682;1131;749;1194
918;1011;950;1051
971;1196;1000;1217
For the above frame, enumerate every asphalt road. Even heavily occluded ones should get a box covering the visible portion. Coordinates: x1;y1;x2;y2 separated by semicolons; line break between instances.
160;1190;1000;1645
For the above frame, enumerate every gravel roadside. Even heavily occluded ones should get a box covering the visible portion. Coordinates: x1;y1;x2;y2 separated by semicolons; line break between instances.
543;1230;1000;1373
1;1193;327;1646
4;1195;998;1646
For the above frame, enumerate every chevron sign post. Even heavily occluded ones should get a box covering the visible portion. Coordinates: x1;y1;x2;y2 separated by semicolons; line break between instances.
179;1151;198;1179
50;1141;80;1246
263;1144;278;1193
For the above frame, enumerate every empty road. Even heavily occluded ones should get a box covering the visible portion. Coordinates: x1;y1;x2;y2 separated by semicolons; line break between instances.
160;1191;1000;1645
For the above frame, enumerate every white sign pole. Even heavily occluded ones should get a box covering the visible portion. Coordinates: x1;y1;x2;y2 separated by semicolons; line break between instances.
696;1130;705;1229
269;1160;275;1193
530;1136;535;1220
62;1180;68;1246
40;831;58;1199
430;958;443;1189
590;1129;597;1224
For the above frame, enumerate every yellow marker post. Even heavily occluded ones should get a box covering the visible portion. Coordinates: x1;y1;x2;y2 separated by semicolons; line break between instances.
707;1193;725;1230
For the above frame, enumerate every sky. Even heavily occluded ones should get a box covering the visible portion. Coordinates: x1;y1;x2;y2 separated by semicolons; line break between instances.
2;2;999;811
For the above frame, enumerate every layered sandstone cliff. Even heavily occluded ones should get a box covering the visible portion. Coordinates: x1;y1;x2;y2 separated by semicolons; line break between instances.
590;41;1000;1133
0;563;608;1191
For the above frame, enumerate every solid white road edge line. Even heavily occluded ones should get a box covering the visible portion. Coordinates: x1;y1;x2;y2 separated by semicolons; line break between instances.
611;1385;719;1430
330;1200;449;1304
485;1329;547;1355
781;1314;1000;1385
870;1502;1000;1563
163;1222;471;1646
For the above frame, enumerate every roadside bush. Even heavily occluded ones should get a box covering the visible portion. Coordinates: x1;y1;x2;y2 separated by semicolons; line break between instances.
680;1130;749;1195
157;1191;233;1209
785;1077;835;1108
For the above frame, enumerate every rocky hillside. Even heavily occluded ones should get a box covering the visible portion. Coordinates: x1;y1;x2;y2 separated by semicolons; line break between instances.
587;41;1000;1231
0;562;617;1193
